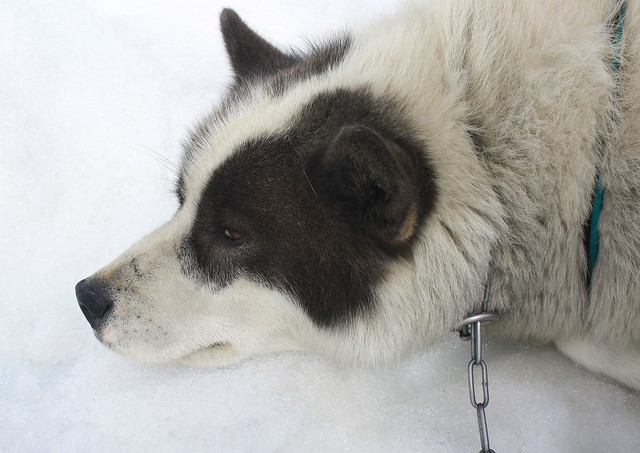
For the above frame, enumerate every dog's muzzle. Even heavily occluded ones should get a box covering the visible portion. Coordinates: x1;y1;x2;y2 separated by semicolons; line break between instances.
75;278;113;329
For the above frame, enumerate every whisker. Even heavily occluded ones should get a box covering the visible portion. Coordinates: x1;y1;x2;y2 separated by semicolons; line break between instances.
302;168;318;197
140;145;181;175
287;138;318;198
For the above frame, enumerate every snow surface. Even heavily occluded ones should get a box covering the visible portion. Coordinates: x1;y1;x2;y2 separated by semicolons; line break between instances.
1;0;639;451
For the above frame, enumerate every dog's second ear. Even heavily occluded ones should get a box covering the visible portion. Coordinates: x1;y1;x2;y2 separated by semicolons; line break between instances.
307;125;425;251
220;9;299;82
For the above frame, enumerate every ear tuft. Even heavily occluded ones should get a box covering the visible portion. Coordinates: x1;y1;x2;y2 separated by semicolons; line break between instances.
219;9;299;81
307;125;423;250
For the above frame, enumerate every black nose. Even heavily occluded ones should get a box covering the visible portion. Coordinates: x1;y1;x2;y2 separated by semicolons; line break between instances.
75;278;114;329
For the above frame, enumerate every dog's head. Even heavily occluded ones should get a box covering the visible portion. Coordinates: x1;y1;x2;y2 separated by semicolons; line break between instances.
76;10;439;367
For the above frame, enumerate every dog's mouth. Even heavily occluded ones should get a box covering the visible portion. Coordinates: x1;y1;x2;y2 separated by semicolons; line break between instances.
179;342;233;365
203;342;228;350
192;342;230;353
98;322;233;364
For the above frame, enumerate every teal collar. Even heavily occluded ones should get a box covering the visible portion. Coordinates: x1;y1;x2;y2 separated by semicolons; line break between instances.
588;2;627;284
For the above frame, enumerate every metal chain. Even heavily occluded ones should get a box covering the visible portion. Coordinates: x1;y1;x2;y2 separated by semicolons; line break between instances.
459;283;499;453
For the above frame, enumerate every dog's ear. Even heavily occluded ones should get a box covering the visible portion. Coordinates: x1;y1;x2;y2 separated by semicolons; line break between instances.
220;9;298;81
307;125;423;250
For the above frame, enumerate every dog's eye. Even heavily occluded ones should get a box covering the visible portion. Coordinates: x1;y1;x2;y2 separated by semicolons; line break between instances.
224;229;245;241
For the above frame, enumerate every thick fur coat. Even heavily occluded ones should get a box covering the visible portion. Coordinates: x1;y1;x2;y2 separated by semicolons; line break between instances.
76;0;640;391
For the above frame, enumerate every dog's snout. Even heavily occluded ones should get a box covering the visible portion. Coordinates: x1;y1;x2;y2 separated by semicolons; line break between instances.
75;278;113;329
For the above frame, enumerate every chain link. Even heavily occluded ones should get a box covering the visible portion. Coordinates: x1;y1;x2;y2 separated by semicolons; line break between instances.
459;283;498;453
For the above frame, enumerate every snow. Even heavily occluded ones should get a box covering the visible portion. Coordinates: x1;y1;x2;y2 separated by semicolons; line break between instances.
1;0;639;451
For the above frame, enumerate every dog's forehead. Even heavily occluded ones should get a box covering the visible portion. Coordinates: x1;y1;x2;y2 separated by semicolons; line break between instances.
200;135;311;226
179;85;350;208
179;88;300;206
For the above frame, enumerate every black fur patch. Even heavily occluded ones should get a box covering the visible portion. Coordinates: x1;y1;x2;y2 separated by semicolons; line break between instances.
188;89;437;327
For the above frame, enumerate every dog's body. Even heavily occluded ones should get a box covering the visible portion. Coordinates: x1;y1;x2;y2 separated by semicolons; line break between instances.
76;0;640;390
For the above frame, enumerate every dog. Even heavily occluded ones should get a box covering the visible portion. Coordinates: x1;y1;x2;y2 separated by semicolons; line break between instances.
76;0;640;391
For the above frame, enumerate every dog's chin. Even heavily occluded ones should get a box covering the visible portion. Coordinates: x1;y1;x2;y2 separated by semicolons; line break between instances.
95;326;235;366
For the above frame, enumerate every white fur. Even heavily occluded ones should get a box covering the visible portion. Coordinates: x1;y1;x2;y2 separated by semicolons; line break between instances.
557;338;640;390
89;0;640;390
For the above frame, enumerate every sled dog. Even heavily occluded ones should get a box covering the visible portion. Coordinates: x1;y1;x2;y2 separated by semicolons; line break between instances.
76;0;640;390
